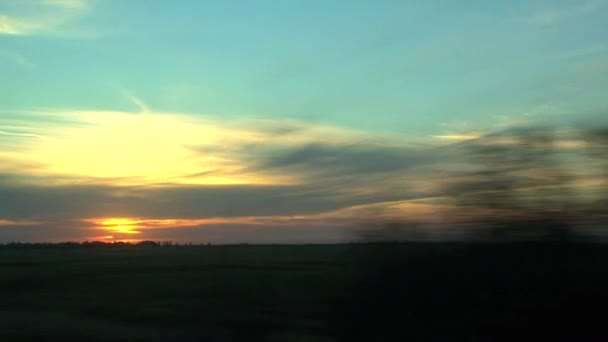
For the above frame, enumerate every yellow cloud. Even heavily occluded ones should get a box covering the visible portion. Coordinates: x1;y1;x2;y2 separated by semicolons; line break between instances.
83;217;273;239
0;15;24;35
0;219;39;226
4;109;393;186
2;106;452;187
432;133;481;141
555;140;588;149
11;111;276;185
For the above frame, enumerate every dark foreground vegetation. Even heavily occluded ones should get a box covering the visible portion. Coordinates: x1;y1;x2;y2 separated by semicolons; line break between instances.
1;241;607;341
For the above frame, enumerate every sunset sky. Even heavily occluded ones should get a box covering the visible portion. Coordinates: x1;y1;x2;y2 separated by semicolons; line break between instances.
1;0;607;243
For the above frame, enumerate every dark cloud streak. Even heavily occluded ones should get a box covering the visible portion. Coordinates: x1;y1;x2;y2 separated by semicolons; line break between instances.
0;179;408;222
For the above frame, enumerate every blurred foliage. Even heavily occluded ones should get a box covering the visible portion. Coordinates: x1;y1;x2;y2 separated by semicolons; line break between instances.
447;125;608;240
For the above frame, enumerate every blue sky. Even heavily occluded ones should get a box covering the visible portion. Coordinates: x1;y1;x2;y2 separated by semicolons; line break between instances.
2;0;606;133
1;0;607;242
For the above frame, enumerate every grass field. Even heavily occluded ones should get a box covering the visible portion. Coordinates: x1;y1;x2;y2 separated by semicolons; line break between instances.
1;242;607;341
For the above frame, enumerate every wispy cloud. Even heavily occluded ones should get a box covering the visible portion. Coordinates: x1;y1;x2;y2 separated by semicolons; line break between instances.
432;134;481;141
527;0;607;27
0;14;24;35
43;0;88;10
128;96;150;113
0;219;39;226
0;0;91;36
0;130;43;138
118;88;151;113
0;51;36;69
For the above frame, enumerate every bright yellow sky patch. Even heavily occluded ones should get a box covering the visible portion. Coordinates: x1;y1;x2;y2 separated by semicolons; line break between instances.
4;109;422;187
85;217;268;231
7;110;290;186
432;133;481;141
93;218;142;235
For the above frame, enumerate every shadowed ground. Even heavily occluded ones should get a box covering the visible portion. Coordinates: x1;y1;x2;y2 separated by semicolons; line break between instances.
0;242;607;341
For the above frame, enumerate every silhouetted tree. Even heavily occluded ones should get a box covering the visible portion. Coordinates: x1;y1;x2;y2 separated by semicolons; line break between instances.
136;240;159;247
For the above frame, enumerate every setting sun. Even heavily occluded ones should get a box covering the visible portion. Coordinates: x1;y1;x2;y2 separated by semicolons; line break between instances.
90;218;142;235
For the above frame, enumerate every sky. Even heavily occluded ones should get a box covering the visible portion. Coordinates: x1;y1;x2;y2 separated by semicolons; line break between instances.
1;0;607;243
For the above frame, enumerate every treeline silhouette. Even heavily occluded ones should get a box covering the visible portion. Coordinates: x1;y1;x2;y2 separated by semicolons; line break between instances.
0;240;194;248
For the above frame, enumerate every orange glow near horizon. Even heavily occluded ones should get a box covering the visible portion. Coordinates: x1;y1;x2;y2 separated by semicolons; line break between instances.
84;217;268;230
83;216;250;242
90;218;143;235
83;216;290;241
87;235;144;243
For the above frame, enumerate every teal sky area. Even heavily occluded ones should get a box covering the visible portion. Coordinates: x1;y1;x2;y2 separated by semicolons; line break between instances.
2;0;606;134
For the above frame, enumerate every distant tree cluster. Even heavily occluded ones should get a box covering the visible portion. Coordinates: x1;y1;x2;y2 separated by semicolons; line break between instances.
0;240;208;248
